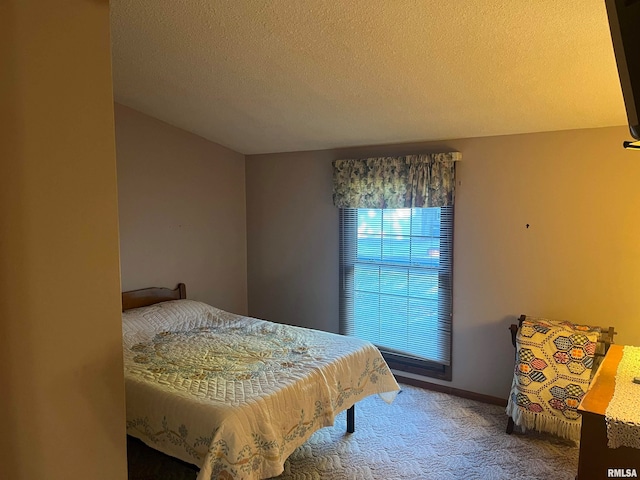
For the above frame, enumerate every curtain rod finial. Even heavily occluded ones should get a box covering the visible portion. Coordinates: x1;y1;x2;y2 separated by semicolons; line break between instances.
623;140;640;150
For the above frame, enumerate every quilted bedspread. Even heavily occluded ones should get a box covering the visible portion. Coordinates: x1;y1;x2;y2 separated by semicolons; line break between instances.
122;300;399;480
505;317;600;442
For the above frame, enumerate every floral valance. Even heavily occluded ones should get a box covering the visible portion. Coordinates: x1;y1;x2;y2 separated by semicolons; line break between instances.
332;152;460;209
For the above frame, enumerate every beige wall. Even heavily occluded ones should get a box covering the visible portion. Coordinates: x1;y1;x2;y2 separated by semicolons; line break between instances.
115;104;248;314
0;2;127;479
247;151;338;330
246;126;640;398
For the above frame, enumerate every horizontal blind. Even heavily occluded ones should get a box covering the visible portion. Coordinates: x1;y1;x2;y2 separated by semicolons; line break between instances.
339;206;453;366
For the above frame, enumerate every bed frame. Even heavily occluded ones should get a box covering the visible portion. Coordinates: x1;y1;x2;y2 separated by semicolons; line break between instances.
122;283;187;311
121;283;356;433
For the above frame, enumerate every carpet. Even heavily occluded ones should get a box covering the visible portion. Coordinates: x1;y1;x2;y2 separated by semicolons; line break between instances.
127;384;578;480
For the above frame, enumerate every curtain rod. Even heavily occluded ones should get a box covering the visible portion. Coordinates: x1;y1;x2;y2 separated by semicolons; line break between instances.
623;140;640;150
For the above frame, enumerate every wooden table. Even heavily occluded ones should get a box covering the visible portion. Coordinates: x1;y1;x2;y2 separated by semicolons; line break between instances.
577;344;640;479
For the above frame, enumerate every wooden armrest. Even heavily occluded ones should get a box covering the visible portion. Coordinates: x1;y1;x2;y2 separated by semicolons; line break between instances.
508;315;527;349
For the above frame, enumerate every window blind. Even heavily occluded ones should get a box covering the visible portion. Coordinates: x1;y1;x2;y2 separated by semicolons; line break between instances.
339;206;453;367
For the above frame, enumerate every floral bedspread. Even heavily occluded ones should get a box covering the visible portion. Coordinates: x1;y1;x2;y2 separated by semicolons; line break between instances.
122;300;399;480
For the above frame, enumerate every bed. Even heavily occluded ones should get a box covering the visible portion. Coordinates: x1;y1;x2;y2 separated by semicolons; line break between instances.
122;284;400;480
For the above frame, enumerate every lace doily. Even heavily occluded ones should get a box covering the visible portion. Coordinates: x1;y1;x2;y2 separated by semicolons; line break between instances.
605;345;640;449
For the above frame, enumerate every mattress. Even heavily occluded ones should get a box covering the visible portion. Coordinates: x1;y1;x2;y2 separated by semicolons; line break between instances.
122;299;399;480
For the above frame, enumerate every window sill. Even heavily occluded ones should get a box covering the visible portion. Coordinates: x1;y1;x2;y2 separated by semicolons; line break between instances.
381;350;452;381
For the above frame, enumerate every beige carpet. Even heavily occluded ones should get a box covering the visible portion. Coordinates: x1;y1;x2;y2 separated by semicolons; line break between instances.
127;384;578;480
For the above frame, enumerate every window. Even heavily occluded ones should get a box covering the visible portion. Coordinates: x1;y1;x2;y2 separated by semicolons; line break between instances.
339;206;453;380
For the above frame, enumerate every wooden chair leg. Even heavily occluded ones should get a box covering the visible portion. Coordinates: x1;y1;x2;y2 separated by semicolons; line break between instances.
506;416;515;434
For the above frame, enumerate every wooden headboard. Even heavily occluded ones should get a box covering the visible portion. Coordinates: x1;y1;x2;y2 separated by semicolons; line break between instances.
122;283;186;311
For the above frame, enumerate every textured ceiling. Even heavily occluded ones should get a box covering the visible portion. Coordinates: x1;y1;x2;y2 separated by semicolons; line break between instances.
110;0;627;155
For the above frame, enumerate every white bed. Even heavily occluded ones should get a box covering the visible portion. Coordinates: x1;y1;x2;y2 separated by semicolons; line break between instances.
122;285;399;480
